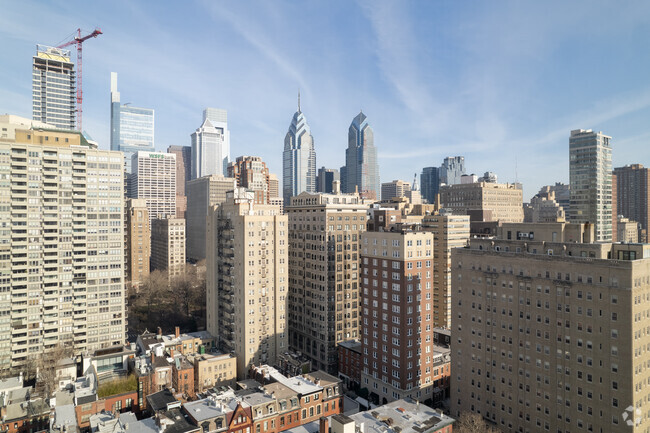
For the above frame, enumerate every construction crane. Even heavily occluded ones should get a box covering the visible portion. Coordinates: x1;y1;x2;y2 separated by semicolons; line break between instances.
57;28;103;131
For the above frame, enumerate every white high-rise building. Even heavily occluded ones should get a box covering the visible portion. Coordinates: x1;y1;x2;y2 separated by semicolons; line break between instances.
191;108;230;179
283;97;316;204
32;45;76;130
0;118;126;370
128;151;176;223
569;129;613;242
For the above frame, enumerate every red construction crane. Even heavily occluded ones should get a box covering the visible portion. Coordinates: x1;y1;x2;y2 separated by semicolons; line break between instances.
57;28;103;131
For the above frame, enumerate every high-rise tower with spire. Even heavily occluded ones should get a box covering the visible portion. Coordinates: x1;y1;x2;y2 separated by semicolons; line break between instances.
283;94;316;204
343;111;379;200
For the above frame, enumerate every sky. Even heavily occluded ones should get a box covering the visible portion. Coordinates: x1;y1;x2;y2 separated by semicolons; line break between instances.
2;0;650;199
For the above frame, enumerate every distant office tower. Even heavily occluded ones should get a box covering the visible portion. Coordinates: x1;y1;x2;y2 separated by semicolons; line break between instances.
110;72;155;173
439;156;465;185
167;145;192;218
128;151;176;223
524;188;566;223
287;190;367;374
227;156;270;204
361;228;446;404
316;167;340;193
191;108;230;179
0;117;126;370
381;180;411;201
451;223;650;431
478;171;497;183
151;218;186;279
206;188;287;378
268;173;280;199
343;112;379;200
32;45;76;130
422;213;470;328
186;175;236;262
439;182;524;222
420;167;440;204
283;99;316;204
538;183;570;216
617;216;640;243
126;199;150;288
613;164;649;238
569;129;613;241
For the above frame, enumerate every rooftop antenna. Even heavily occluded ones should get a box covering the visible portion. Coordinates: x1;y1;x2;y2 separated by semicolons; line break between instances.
298;90;301;113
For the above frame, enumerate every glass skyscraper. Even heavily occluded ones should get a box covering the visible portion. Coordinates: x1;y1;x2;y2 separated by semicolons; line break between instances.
110;72;154;173
569;129;612;242
440;156;465;185
283;98;316;204
343;111;379;200
32;45;76;130
191;108;230;179
420;166;440;204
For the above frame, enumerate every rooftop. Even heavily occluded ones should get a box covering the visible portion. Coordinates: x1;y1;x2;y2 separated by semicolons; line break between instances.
147;389;180;413
345;398;454;433
338;340;362;354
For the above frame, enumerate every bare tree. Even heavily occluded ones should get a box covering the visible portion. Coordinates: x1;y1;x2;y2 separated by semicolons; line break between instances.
454;412;499;433
36;343;74;397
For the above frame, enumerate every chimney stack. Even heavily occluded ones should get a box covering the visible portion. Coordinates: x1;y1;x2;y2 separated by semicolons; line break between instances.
319;417;329;433
175;326;180;339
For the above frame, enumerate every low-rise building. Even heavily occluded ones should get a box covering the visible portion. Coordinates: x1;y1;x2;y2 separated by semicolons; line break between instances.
337;340;362;390
189;352;237;392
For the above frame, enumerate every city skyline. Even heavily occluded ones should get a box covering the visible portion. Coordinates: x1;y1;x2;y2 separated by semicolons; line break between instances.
3;2;650;199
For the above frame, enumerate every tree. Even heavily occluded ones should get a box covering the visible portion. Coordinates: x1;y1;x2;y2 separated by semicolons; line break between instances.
454;412;499;433
36;343;74;398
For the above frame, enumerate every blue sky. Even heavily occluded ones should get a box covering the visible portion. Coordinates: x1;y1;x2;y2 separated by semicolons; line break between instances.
2;1;650;199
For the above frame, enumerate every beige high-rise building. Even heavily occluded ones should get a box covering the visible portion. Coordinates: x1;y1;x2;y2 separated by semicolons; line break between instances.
206;188;287;379
422;212;470;328
617;216;639;243
381;180;411;202
128;151;176;223
126;199;150;287
286;190;368;374
0;118;126;370
186;175;236;262
439;181;524;222
227;155;270;205
451;224;650;432
268;173;280;199
151;218;186;278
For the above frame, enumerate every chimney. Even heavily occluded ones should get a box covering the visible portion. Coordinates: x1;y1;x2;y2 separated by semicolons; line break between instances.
175;327;180;339
333;180;341;194
157;327;162;338
319;417;329;433
151;352;155;364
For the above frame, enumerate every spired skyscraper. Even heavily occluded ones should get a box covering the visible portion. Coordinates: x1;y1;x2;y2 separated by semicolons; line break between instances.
110;72;155;173
569;129;613;242
191;108;230;179
32;45;76;130
342;111;379;200
283;95;316;204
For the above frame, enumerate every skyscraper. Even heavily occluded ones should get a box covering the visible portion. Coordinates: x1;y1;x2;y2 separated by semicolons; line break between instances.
110;72;155;173
343;111;379;200
420;167;440;204
167;145;192;218
206;188;287;378
283;97;316;204
125;198;150;288
0;117;126;370
613;164;649;241
316;167;340;193
569;129;613;242
227;156;271;205
32;45;76;130
439;156;465;185
191;108;230;179
128;151;176;223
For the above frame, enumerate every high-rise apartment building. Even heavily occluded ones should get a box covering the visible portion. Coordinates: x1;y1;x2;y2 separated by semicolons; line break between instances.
451;225;650;432
283;101;316;204
569;129;613;241
128;152;176;223
422;213;470;328
439;182;524;222
190;108;230;179
206;188;287;379
167;145;192;218
151;218;186;278
360;229;450;404
0;120;126;370
420;167;440;205
32;45;76;130
316;167;340;194
186;175;236;262
343;112;379;200
227;156;270;205
613;164;649;240
381;180;411;201
125;199;150;288
110;72;155;173
287;190;367;374
268;173;280;199
439;156;465;185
